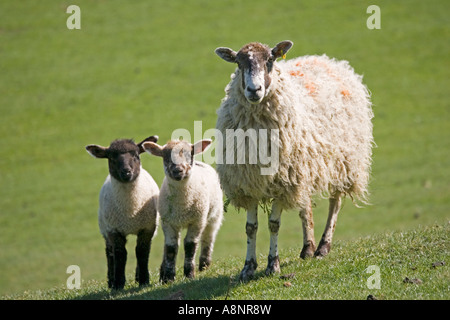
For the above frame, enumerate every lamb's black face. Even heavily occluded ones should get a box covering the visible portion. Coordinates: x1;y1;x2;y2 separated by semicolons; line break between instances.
107;140;141;183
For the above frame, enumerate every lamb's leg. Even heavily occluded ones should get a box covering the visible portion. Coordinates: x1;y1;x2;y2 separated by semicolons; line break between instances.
160;224;180;283
315;192;342;257
265;201;282;276
104;238;114;288
183;224;204;279
135;227;155;286
108;231;127;290
299;200;316;259
199;217;221;271
239;201;259;282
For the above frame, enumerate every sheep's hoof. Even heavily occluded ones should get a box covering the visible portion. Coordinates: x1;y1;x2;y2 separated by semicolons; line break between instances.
135;268;150;286
239;259;257;282
184;263;195;279
265;255;280;276
199;257;211;271
314;240;330;258
160;265;176;284
300;243;316;259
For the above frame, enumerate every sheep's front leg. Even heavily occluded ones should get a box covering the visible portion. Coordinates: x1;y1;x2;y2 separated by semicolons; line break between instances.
183;224;204;279
315;192;342;257
160;224;180;283
135;227;155;286
239;201;259;282
107;231;127;290
265;201;282;276
104;238;114;288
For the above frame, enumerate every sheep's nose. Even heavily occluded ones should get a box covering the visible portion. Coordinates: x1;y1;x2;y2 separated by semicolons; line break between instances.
122;169;132;177
246;86;262;94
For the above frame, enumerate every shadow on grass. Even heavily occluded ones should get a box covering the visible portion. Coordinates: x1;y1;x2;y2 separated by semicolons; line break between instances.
71;274;238;300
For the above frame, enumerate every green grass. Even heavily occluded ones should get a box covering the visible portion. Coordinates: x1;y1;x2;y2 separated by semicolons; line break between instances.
3;224;448;300
0;0;449;298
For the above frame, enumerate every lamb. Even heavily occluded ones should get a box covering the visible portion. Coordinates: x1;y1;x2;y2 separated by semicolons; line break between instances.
85;136;159;290
142;139;223;283
215;40;374;281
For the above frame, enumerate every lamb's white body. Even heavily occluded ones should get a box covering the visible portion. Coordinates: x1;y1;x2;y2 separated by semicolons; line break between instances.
215;41;374;281
159;162;223;231
98;167;159;237
217;54;373;210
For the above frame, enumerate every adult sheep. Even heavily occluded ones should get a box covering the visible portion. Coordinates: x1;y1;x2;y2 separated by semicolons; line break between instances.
215;41;374;281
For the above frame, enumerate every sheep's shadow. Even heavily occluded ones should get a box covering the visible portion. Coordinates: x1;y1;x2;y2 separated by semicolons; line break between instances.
71;274;236;300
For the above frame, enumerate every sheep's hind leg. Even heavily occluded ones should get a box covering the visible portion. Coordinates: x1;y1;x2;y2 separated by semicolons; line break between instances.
135;227;155;286
199;217;221;271
315;192;342;258
299;200;316;259
265;201;282;276
160;224;180;283
239;201;259;282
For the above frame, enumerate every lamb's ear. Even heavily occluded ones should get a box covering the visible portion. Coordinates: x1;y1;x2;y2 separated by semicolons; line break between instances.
138;135;159;154
86;145;108;159
192;139;212;155
215;47;237;63
271;40;293;59
142;141;164;157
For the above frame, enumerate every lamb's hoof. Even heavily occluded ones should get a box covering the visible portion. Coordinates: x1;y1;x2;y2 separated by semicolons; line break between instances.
184;264;195;279
239;259;257;282
265;255;280;276
160;265;176;284
135;268;150;286
199;257;211;271
300;243;316;259
111;280;125;291
314;240;330;258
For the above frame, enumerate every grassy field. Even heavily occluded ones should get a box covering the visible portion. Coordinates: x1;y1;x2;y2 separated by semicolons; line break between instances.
4;224;448;300
0;0;449;298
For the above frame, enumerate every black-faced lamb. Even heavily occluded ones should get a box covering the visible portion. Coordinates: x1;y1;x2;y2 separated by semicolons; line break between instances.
86;136;159;290
215;41;374;281
142;139;223;283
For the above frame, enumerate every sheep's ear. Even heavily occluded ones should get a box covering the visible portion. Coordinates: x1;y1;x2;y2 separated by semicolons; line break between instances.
192;139;212;155
138;135;159;154
86;145;108;159
271;40;293;59
142;141;164;157
215;47;237;63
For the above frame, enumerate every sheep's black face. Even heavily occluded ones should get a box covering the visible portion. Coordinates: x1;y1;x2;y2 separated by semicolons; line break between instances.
107;140;141;183
163;141;193;181
215;41;294;105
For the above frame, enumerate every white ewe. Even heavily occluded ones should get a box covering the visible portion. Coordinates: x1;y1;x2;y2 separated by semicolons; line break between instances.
86;136;159;289
215;41;374;281
143;139;223;283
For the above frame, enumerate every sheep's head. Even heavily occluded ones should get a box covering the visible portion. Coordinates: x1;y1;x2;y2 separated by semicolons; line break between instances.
215;40;293;104
142;139;212;181
86;135;158;183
